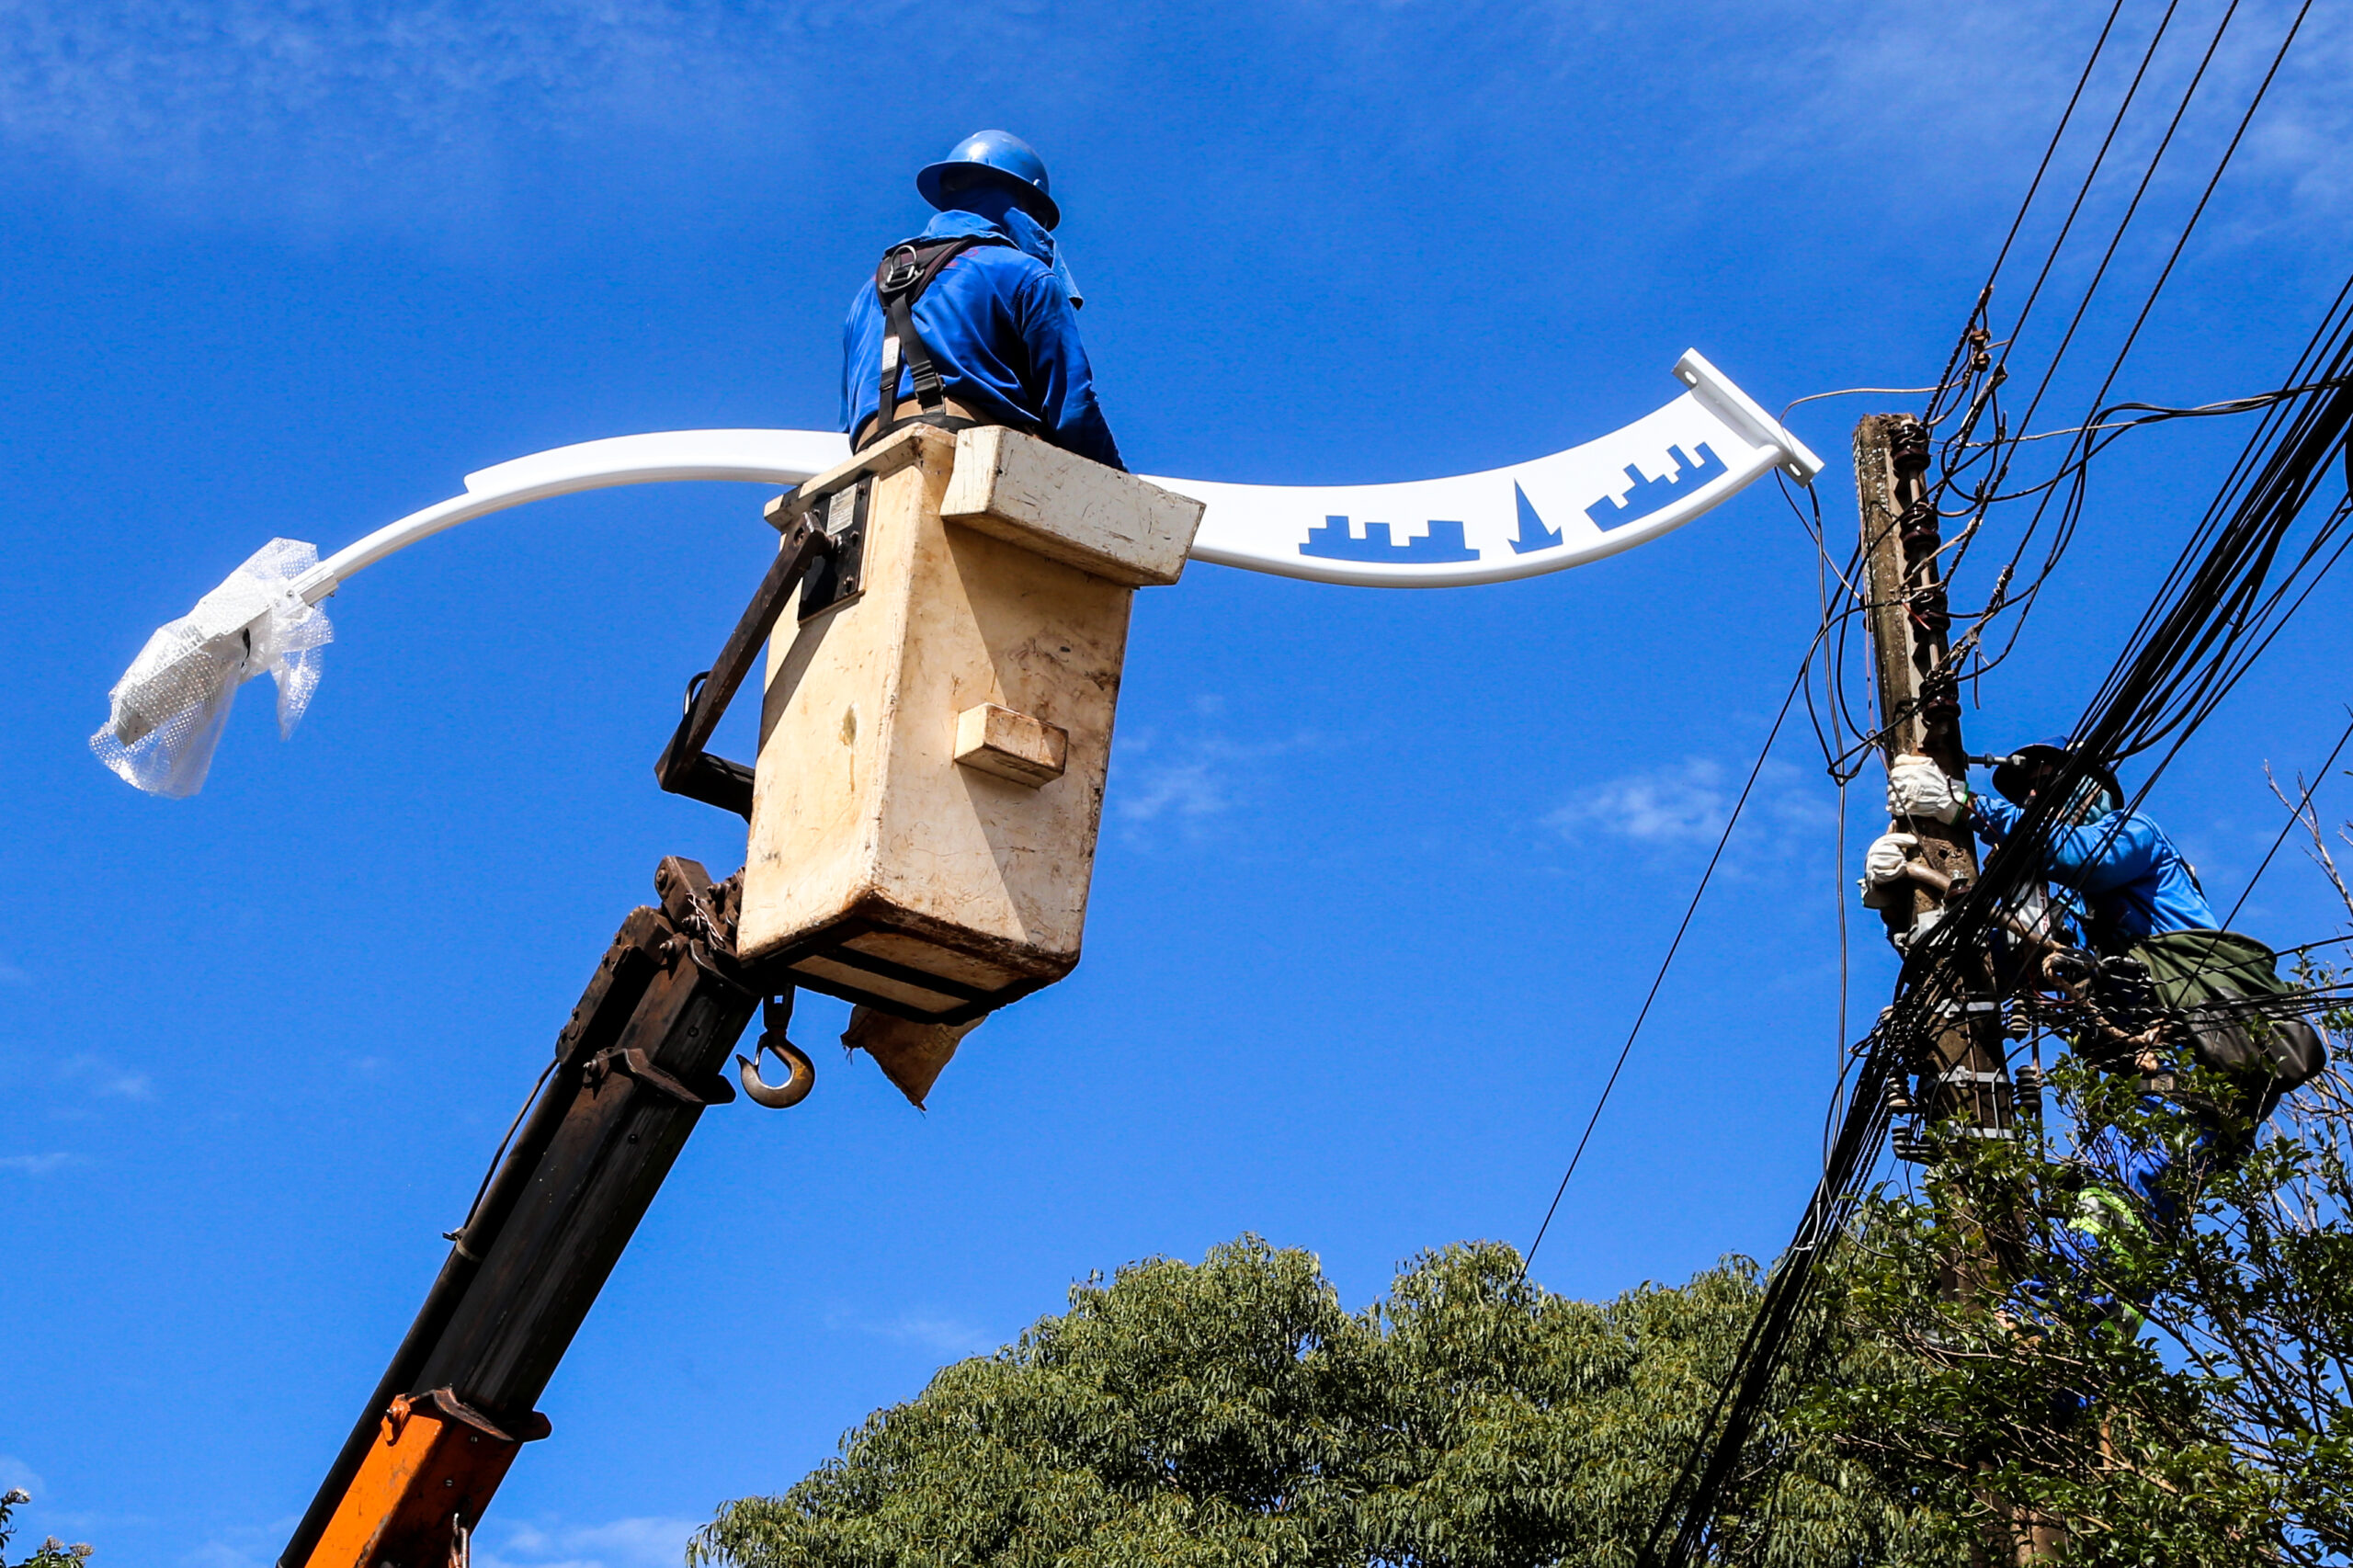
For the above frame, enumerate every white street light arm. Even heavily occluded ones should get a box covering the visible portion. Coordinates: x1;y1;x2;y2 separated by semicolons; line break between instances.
290;348;1819;603
293;428;856;604
97;350;1823;795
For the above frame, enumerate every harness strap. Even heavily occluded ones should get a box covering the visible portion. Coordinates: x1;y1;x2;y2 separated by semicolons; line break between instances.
870;235;1009;448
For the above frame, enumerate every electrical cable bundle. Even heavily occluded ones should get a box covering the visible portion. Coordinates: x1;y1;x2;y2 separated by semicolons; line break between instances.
1641;274;2353;1568
1501;6;2346;1557
1797;0;2322;784
1637;0;2353;1528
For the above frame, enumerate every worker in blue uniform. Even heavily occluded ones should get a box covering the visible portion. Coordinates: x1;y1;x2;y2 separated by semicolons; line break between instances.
842;130;1123;470
1867;739;2325;1327
1876;736;2321;1104
1866;738;2214;949
830;132;1123;1104
1964;740;2217;950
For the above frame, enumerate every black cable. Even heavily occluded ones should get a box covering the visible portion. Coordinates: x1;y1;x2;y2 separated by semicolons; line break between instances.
1520;652;1815;1277
1645;270;2353;1568
1937;0;2253;622
1924;0;2131;429
1986;0;2241;467
1641;50;2349;1524
2217;713;2353;934
1956;0;2191;450
451;1057;561;1244
1955;0;2315;666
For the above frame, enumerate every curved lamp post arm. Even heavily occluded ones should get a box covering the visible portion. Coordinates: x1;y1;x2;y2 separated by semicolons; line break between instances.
292;428;854;604
291;349;1818;602
97;351;1822;795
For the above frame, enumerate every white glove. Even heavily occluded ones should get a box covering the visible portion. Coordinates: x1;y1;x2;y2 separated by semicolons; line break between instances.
1865;831;1920;884
1859;832;1919;909
1886;756;1966;824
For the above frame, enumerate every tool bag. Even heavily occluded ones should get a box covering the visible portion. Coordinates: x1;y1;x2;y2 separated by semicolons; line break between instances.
2102;929;2328;1103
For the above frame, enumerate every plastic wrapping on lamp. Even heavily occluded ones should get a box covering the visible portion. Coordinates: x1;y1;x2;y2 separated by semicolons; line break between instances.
90;539;334;797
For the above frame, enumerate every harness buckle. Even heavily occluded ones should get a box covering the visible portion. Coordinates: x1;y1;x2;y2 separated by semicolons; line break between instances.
880;244;923;293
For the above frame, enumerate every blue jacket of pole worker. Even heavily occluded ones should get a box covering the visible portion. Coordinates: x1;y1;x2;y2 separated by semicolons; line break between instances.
1969;794;2217;951
840;133;1122;470
1964;735;2216;951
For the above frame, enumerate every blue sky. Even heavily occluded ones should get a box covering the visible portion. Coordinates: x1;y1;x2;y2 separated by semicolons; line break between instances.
4;2;2349;1564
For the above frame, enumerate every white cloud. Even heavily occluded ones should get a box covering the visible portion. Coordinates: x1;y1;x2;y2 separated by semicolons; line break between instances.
0;0;2338;255
1108;722;1326;841
480;1515;708;1568
1547;757;1733;845
1859;0;2347;232
0;2;710;146
1544;756;1835;860
1113;746;1231;825
0;1455;47;1494
176;1515;298;1568
57;1054;154;1101
874;1312;998;1358
823;1305;1000;1358
0;0;824;224
1508;0;2353;252
0;1153;74;1176
179;1544;263;1568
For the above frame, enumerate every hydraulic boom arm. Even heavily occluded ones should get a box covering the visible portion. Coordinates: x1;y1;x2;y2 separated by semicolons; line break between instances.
279;858;794;1568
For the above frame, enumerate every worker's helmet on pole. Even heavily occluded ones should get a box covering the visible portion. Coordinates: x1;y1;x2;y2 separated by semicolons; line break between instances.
917;130;1062;230
1993;735;2122;816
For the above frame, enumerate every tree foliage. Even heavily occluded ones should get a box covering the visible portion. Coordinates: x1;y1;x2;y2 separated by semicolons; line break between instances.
0;1492;90;1568
700;820;2353;1567
696;1238;1961;1567
1814;974;2353;1566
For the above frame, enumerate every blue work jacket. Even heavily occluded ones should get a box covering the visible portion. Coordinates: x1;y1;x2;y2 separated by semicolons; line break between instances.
1971;796;2217;949
840;209;1122;470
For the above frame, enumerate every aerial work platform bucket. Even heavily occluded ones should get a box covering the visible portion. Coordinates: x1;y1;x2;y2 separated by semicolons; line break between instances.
736;425;1204;1022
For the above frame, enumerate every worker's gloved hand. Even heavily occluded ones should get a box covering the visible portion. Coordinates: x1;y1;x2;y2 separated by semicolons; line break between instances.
1859;831;1919;909
1887;755;1967;824
1865;831;1920;884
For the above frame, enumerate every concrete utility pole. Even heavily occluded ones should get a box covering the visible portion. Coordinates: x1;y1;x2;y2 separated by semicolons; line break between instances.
1854;413;2013;1141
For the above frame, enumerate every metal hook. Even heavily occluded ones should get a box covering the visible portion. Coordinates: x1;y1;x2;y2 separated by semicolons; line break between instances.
737;1035;814;1108
736;995;813;1109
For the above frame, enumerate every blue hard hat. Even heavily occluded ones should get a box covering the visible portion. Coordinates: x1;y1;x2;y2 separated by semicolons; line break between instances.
916;130;1061;229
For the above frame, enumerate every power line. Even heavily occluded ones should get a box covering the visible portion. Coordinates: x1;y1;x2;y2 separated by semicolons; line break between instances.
1924;0;2131;431
1520;650;1816;1277
1644;230;2353;1568
1952;0;2316;669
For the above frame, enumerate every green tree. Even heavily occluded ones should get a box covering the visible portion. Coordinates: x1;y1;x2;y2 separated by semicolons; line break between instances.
699;825;2353;1568
696;1237;1961;1567
0;1491;90;1568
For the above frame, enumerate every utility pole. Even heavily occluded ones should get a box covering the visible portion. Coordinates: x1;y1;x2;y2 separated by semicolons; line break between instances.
1854;412;2013;1141
1856;414;2056;1566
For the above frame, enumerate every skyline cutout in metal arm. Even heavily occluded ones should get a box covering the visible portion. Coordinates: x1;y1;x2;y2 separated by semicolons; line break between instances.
1175;352;1817;586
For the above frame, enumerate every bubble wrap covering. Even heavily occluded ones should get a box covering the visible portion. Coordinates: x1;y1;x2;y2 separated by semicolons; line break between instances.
91;539;334;797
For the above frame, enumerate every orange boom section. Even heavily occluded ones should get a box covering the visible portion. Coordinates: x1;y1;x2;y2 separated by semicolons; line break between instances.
297;1392;546;1568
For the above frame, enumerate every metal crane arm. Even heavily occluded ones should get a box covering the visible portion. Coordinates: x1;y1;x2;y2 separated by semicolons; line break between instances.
279;858;767;1568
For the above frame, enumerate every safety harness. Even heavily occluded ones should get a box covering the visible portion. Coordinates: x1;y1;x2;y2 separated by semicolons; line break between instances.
864;234;1029;449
